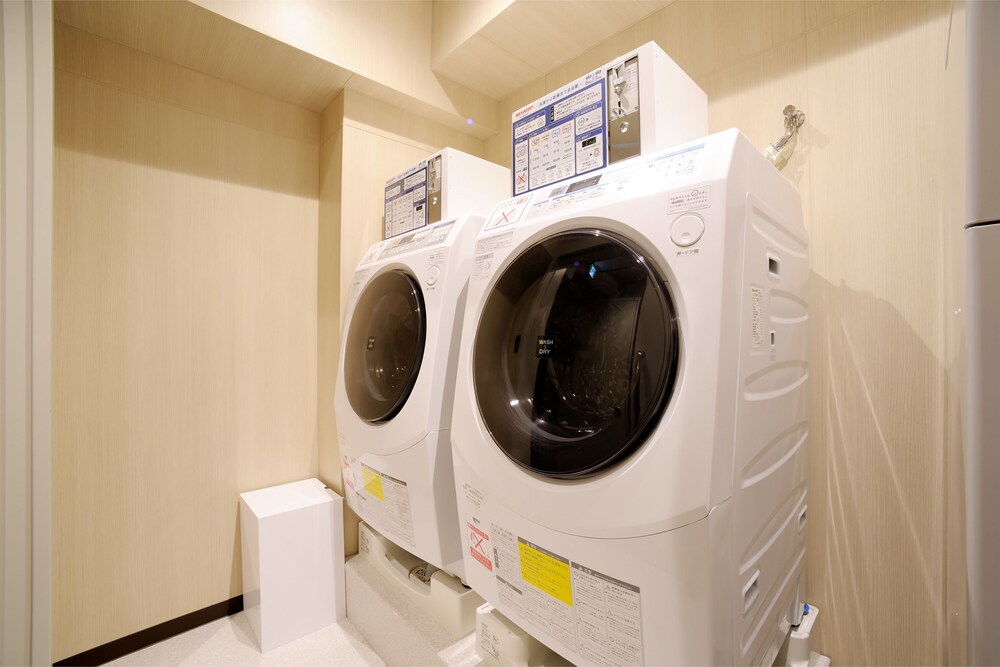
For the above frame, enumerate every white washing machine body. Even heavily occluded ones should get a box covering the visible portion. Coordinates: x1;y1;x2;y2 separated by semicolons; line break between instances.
451;129;809;665
335;214;484;578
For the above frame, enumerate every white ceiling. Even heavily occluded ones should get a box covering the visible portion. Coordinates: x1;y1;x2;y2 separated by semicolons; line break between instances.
433;1;670;100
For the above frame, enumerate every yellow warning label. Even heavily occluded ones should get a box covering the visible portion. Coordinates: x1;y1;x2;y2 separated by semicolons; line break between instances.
361;465;384;501
518;540;573;606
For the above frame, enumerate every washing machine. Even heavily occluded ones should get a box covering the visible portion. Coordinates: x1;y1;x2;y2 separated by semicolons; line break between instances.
336;214;486;578
450;129;809;666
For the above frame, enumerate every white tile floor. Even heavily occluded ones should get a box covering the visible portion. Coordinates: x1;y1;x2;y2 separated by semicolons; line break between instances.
107;612;384;667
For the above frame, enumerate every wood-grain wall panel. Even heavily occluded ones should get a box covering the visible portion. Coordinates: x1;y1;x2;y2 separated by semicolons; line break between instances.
483;2;964;663
801;4;960;662
53;0;352;113
317;92;347;546
53;28;320;661
54;23;318;173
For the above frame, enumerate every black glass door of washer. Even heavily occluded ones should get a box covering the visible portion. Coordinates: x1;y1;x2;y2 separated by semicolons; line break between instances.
474;230;679;479
345;270;426;423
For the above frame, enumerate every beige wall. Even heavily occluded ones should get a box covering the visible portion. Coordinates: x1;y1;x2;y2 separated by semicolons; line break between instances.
52;17;485;656
52;23;321;661
317;92;346;513
486;2;965;664
316;88;485;556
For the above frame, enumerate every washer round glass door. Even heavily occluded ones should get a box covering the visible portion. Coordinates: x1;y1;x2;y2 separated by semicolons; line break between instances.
474;230;679;478
345;270;426;423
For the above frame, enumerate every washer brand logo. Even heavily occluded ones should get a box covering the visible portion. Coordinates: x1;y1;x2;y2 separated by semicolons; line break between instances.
514;104;535;119
367;337;376;350
468;522;493;572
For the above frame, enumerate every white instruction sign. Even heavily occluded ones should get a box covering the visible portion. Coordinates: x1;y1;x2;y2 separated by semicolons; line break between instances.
485;520;644;666
384;164;428;239
349;460;416;549
512;80;607;195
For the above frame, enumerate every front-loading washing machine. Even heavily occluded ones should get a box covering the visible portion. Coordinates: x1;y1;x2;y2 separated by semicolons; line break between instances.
336;214;485;578
450;129;809;665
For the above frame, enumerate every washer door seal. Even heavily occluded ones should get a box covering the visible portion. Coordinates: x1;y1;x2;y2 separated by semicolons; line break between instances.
474;229;679;479
345;270;426;424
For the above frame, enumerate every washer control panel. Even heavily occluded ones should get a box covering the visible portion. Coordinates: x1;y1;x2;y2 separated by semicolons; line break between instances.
378;220;455;260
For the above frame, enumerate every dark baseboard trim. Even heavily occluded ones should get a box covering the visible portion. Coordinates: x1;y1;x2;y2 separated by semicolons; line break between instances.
966;218;1000;229
53;595;244;666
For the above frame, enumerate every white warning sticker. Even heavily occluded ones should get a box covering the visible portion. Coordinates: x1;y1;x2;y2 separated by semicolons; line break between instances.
474;231;515;256
667;184;711;213
351;463;415;550
463;482;484;513
485;523;644;665
492;524;526;615
479;616;501;660
473;253;494;282
487;195;533;230
472;232;515;282
518;538;577;650
359;243;385;266
571;563;643;666
468;520;493;572
349;268;372;302
751;285;764;348
341;454;359;517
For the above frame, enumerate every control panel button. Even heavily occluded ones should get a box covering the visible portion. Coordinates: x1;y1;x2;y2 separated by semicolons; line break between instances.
426;265;440;286
670;214;705;247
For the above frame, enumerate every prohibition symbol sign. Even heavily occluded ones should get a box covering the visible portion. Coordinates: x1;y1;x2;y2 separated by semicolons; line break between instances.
467;521;493;572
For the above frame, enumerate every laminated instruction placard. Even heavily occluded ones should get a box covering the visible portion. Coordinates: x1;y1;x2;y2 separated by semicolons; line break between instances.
512;67;608;195
384;162;428;239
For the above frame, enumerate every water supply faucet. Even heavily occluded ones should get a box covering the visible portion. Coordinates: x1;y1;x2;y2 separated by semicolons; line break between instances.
764;105;806;170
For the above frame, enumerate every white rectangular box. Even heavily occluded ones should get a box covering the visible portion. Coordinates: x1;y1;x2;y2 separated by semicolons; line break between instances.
239;479;346;652
511;41;707;195
383;147;509;239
